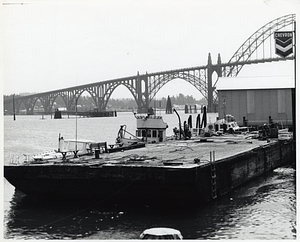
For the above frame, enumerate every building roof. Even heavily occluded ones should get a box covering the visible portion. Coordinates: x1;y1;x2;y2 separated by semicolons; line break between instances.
216;76;294;90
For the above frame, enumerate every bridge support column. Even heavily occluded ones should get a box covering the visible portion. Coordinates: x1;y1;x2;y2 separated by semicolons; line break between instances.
96;97;105;111
217;53;222;77
136;72;149;113
27;107;34;115
207;53;213;113
42;98;52;114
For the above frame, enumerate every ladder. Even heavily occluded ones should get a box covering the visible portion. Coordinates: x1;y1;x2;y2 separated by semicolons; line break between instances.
210;151;217;200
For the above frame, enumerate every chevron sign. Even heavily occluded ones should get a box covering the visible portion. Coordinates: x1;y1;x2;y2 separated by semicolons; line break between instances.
274;31;293;58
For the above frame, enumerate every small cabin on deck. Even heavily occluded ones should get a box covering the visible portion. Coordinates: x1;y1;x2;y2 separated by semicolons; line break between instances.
135;115;168;143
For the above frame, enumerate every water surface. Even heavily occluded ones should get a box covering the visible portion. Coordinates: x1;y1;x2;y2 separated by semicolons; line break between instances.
3;112;296;239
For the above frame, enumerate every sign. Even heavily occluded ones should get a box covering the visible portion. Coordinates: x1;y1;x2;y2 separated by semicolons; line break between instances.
274;31;293;58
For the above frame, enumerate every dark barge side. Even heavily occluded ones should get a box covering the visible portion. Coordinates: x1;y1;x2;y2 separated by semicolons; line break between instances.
4;137;295;205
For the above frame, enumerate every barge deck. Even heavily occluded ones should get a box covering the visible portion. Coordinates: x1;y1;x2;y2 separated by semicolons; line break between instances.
4;135;295;205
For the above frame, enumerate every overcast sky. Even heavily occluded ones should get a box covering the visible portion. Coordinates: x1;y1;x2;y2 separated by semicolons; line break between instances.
2;0;298;99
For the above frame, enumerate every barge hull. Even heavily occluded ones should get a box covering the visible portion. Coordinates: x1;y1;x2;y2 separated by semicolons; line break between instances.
4;140;295;204
5;165;201;203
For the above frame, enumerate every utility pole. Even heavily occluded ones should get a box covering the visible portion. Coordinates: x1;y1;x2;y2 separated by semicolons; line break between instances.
13;94;16;121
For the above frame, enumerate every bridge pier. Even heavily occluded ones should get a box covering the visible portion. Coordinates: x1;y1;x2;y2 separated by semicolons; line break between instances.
136;72;150;113
207;53;222;113
207;53;213;113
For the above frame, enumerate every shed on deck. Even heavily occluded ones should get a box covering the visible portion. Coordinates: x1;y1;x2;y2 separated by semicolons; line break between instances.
216;76;294;127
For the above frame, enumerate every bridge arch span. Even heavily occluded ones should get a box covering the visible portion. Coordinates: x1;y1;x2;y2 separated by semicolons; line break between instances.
148;69;207;103
222;14;295;77
102;82;139;110
149;76;207;103
68;90;97;112
16;96;44;114
15;99;26;114
50;94;68;111
50;91;74;112
76;89;98;110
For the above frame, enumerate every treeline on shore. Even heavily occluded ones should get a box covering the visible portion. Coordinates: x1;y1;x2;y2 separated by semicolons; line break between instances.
107;94;206;110
4;93;207;112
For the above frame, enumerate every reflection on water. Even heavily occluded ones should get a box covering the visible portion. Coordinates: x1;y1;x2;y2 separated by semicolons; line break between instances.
3;114;296;239
4;167;296;240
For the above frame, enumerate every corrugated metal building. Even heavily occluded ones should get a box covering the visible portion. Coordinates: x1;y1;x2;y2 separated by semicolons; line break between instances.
217;76;294;127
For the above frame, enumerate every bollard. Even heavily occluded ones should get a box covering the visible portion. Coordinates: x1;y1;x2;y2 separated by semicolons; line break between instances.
95;149;100;159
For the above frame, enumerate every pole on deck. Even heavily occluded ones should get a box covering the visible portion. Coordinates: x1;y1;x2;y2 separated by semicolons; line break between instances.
13;94;16;121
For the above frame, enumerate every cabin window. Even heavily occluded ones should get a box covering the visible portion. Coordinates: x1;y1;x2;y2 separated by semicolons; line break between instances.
147;130;151;137
136;130;141;137
142;130;146;137
152;130;157;138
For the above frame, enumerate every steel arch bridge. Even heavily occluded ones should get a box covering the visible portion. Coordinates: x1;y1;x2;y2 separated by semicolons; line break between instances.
4;14;295;114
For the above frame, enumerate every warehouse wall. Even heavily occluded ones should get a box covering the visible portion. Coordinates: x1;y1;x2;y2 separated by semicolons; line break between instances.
218;88;292;126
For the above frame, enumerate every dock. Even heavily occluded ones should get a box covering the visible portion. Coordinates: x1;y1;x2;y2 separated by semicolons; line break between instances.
54;109;117;119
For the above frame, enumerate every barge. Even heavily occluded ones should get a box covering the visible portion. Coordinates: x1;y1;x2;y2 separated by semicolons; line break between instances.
4;114;295;205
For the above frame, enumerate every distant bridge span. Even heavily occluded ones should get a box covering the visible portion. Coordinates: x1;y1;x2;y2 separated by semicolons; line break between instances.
4;14;295;114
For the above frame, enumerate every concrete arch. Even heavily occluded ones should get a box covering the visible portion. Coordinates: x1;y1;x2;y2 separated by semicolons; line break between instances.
50;93;68;111
15;99;27;114
76;89;98;109
31;97;45;113
150;76;206;102
224;14;295;77
148;70;207;103
18;96;43;114
68;91;81;111
102;82;139;110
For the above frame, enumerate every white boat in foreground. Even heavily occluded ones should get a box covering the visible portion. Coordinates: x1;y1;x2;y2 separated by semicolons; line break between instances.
140;227;183;240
